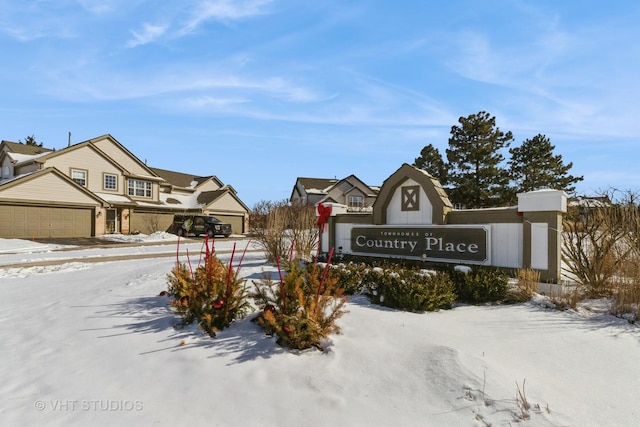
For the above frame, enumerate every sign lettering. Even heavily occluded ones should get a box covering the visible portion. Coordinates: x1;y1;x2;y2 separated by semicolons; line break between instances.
351;226;489;264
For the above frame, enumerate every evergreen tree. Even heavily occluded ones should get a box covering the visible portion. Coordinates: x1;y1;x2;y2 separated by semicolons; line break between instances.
412;143;448;184
446;111;513;208
508;133;583;196
20;135;43;147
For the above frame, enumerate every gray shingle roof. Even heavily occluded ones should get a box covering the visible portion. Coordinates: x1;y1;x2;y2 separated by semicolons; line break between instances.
1;140;53;156
150;167;212;188
297;177;339;193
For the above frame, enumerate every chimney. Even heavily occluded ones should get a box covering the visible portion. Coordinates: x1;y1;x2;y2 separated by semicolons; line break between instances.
68;132;71;147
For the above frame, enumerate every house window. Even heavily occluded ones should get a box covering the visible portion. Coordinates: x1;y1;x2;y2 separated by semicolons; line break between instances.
128;179;152;198
348;195;364;209
71;169;87;187
104;174;117;190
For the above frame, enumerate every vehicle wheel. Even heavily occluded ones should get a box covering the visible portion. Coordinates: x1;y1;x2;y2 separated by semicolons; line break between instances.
223;234;231;238
206;229;215;238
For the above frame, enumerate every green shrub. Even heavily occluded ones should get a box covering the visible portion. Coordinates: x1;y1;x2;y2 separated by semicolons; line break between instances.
450;266;509;303
167;249;253;337
252;261;348;351
328;262;369;295
363;266;456;312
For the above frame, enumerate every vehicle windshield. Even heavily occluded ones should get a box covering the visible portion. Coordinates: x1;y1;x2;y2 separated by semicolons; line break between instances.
205;216;222;223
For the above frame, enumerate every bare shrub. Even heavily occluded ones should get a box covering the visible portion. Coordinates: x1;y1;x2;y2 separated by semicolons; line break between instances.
515;379;530;420
610;219;640;321
284;202;319;262
508;268;540;302
141;213;161;234
547;284;583;310
249;199;319;263
611;282;640;322
248;199;272;232
249;199;289;263
562;189;639;297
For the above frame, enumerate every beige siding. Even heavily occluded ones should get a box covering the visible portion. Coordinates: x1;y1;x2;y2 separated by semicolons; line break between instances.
15;163;39;174
92;137;152;177
196;180;222;191
326;178;372;205
205;192;246;213
0;173;102;206
204;192;248;234
326;182;349;204
44;146;123;194
130;211;175;234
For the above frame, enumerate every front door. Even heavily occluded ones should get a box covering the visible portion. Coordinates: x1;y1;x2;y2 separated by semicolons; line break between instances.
105;208;120;234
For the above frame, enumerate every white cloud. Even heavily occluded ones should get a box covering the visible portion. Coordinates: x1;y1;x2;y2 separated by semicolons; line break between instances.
178;0;272;36
75;0;116;15
0;1;79;41
122;0;273;46
439;8;640;142
126;23;169;47
39;63;329;108
180;95;249;108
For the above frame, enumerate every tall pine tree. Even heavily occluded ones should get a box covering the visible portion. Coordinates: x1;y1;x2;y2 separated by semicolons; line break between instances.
20;135;43;147
508;133;583;196
412;143;448;184
446;111;513;208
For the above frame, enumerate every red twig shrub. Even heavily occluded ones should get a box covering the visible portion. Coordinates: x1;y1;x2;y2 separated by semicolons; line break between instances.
167;240;252;337
252;259;348;351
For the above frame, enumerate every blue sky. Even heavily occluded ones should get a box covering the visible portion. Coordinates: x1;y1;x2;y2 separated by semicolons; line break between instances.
1;0;638;206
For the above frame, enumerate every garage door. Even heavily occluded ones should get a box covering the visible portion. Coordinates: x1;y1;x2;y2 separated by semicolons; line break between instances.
0;205;93;238
212;215;244;235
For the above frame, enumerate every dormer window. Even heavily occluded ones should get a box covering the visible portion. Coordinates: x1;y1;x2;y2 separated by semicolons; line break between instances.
348;195;364;209
71;169;87;187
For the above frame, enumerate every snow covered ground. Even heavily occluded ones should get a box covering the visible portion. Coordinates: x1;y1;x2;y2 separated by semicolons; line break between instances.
0;233;638;426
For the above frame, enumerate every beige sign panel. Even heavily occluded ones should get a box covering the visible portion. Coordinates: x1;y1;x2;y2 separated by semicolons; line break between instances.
351;226;490;264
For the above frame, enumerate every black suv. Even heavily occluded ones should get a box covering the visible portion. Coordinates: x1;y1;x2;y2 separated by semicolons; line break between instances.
168;215;232;238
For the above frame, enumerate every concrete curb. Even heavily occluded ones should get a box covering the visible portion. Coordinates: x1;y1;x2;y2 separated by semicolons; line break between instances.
0;248;264;269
